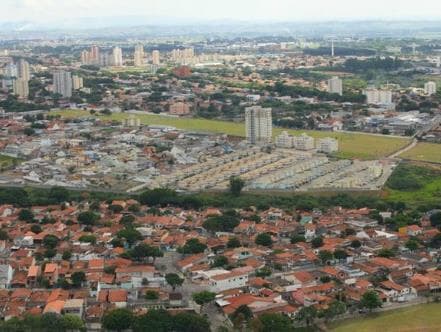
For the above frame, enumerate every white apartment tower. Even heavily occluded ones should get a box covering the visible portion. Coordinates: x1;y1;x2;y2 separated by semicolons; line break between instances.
245;106;272;145
327;76;343;96
13;78;29;99
112;47;123;67
134;44;144;67
17;59;30;81
424;81;437;96
152;50;160;65
317;137;339;154
72;75;84;90
363;88;393;105
53;70;72;98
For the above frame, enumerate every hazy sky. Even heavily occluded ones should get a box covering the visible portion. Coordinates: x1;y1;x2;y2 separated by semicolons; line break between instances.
3;0;441;22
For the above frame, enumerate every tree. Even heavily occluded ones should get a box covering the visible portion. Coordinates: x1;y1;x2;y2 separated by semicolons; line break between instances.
296;306;317;327
258;313;293;332
102;308;134;331
430;212;441;229
43;234;59;249
229;176;245;196
405;239;419;251
323;300;346;321
203;212;240;233
71;271;86;287
231;304;253;322
172;312;210;332
361;290;382;311
255;233;273;247
227;237;241;248
211;256;228;268
133;309;173;332
139;188;177;206
311;237;324;248
145;290;159;300
30;224;42;234
351;239;362;248
19;208;34;222
0;229;9;240
24;127;35;136
77;211;99;225
192;291;216;307
318;250;334;264
48;187;69;203
117;227;143;246
255;266;272;278
378;248;395;258
430;233;441;248
179;238;207;254
62;250;72;261
61;314;84;330
290;234;306;244
79;234;97;245
334;249;348;260
165;273;184;291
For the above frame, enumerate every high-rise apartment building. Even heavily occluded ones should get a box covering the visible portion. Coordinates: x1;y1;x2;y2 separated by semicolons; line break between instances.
112;47;123;67
363;88;393;105
245;106;272;145
424;81;437;96
13;78;29;99
17;59;30;81
152;50;160;65
53;70;72;98
134;44;144;67
327;76;343;96
72;75;84;90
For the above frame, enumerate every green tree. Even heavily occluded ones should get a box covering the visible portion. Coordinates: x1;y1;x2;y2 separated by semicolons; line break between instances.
43;234;59;249
117;227;143;246
19;208;34;222
133;309;173;332
192;291;216;307
102;308;134;332
77;211;99;225
0;229;9;240
179;238;207;254
258;313;293;332
165;273;184;291
351;239;362;248
30;224;42;234
361;290;382;311
145;290;159;300
62;250;72;260
229;176;245;196
227;237;241;248
290;234;306;244
71;271;86;287
61;314;85;330
172;312;210;332
211;256;228;268
296;306;317;327
311;237;324;248
48;186;69;203
255;233;273;247
323;300;346;321
405;239;419;251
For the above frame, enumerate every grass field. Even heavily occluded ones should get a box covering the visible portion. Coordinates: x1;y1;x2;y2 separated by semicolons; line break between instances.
400;142;441;164
330;303;441;332
52;109;410;160
0;155;19;170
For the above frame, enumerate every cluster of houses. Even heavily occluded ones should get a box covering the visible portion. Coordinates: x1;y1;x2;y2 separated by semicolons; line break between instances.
0;200;440;329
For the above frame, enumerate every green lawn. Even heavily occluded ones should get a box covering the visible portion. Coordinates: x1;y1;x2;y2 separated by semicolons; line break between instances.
400;142;441;164
0;155;19;170
52;109;410;160
330;303;441;332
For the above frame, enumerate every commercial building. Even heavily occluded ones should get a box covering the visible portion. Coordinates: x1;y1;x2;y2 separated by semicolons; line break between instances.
245;106;272;145
424;81;437;96
53;70;72;98
327;76;343;96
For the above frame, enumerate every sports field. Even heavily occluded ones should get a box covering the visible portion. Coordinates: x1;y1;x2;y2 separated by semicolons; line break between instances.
330;303;441;332
400;142;441;164
52;109;410;160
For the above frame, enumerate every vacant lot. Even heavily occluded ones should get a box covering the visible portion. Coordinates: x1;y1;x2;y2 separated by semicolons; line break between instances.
331;303;441;332
400;142;441;164
52;110;409;160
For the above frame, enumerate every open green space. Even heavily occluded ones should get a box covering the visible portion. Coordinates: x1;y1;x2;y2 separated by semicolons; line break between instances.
51;109;410;160
400;142;441;164
0;155;20;170
330;303;441;332
385;162;441;207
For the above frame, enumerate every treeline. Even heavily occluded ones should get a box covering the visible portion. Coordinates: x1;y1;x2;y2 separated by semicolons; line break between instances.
272;82;366;103
0;96;50;113
304;47;376;56
342;57;405;73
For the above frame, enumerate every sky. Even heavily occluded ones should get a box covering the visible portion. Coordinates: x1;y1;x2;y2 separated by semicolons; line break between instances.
3;0;441;23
